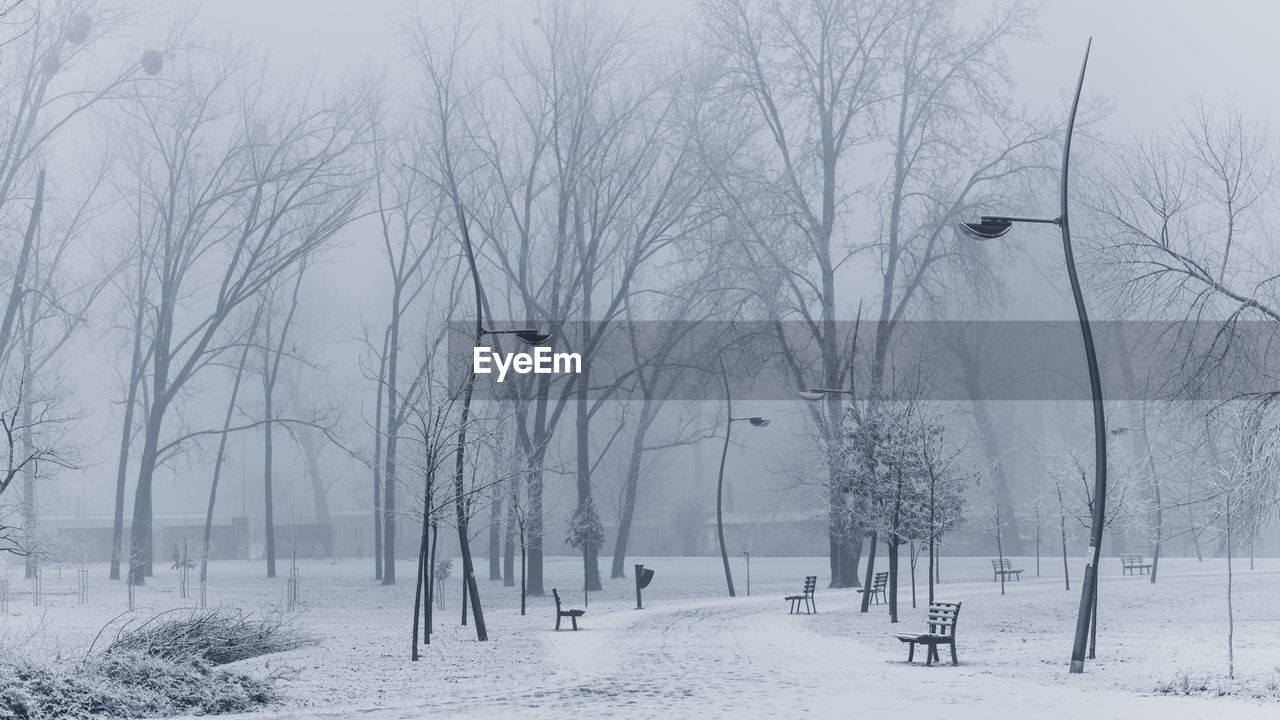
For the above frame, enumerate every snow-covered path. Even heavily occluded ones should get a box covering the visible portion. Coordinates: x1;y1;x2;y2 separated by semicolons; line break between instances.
217;589;1279;720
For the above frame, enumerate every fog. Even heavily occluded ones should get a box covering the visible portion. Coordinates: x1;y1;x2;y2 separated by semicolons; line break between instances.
3;0;1280;618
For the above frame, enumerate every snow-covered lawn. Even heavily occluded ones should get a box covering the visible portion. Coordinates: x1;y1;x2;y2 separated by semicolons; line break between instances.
3;553;1278;718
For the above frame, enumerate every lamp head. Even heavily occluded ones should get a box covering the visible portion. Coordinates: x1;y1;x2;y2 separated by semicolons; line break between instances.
798;390;826;401
747;417;770;427
515;330;551;345
957;216;1013;240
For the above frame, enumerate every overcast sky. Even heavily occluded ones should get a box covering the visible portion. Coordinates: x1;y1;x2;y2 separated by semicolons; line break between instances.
183;1;1280;136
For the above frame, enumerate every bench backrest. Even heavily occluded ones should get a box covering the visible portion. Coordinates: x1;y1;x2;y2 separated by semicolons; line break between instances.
1120;554;1144;563
926;602;961;637
803;576;816;595
992;558;1013;570
872;571;888;589
552;588;562;612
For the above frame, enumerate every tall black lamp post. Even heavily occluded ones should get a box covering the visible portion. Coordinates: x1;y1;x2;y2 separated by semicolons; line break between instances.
958;39;1102;674
716;364;768;598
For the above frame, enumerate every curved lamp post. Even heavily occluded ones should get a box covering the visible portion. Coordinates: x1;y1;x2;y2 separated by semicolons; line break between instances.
449;195;549;643
716;364;768;598
958;38;1101;674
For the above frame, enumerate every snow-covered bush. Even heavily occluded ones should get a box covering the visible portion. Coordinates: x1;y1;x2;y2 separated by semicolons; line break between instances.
0;608;307;718
0;649;275;719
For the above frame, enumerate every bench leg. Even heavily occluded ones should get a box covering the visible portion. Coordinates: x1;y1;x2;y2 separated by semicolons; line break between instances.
811;596;817;614
906;642;915;663
555;614;561;631
950;640;958;666
926;643;937;666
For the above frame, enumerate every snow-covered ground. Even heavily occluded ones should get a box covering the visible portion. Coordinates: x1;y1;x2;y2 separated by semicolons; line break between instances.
3;553;1279;718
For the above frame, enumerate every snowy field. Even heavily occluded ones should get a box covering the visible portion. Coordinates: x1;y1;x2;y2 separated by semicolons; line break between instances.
3;553;1279;719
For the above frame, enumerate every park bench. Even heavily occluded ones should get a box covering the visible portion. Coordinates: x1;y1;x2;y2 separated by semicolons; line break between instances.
856;571;888;605
552;588;584;631
894;601;961;666
991;558;1022;582
1120;553;1152;575
785;575;818;614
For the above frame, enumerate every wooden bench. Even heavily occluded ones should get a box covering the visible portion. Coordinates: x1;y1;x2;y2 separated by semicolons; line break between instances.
1120;554;1152;575
991;558;1022;582
856;571;888;605
894;601;961;666
785;575;817;614
552;588;584;631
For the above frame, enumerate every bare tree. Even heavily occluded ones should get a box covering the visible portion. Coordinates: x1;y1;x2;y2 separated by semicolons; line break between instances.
118;48;367;584
199;307;261;604
367;112;451;585
0;4;160;578
256;264;308;578
698;0;1053;587
406;1;714;593
1201;404;1279;679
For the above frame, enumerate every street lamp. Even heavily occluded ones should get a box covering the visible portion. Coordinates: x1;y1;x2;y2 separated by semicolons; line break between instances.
480;328;551;345
799;387;854;401
446;191;548;644
957;38;1102;674
716;363;768;598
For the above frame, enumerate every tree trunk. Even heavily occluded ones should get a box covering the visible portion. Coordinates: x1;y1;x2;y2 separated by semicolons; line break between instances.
298;430;333;557
128;403;167;584
426;523;437;642
412;524;427;660
201;336;254;596
1226;494;1234;678
111;263;147;581
909;543;916;609
860;531;878;613
888;540;899;622
526;458;546;597
1059;498;1071;591
263;385;276;579
611;411;649;579
503;499;516;587
382;415;398;584
488;481;503;580
451;337;487;639
995;508;1005;596
372;349;385;579
21;358;37;579
461;567;468;626
828;472;863;587
927;538;934;605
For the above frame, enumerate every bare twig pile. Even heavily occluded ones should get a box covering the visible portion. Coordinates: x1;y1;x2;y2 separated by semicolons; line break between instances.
103;609;310;666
